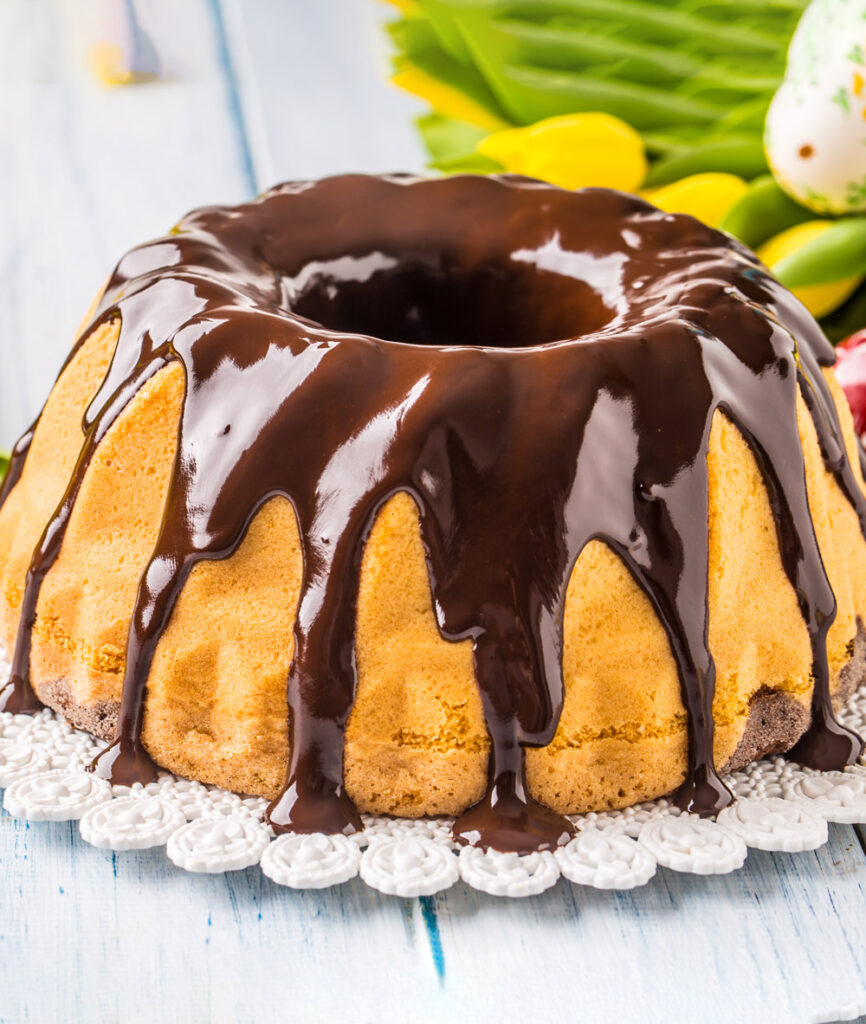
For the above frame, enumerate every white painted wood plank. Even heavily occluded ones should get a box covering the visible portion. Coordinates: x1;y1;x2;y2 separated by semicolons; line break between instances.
220;0;427;187
425;827;866;1024
0;817;444;1024
0;0;254;445
2;816;866;1024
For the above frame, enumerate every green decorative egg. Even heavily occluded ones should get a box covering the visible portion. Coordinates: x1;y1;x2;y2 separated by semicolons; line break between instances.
765;0;866;214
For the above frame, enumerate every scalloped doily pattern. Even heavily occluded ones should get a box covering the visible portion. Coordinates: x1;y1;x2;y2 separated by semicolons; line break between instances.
3;649;866;895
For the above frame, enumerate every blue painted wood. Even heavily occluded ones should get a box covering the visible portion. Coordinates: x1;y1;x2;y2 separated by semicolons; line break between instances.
2;3;866;1022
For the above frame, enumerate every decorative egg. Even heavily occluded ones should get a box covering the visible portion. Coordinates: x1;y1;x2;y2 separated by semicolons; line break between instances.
765;0;866;214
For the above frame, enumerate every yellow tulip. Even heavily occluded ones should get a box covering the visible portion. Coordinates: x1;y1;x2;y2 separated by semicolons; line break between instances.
476;113;647;193
757;221;862;319
643;173;749;227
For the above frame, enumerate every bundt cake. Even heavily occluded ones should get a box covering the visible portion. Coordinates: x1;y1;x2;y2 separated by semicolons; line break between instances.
1;173;865;853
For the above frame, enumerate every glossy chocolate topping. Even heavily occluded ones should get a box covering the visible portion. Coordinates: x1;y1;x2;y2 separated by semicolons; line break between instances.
1;174;863;852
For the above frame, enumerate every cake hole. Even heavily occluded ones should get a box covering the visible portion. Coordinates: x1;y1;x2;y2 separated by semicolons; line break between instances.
285;250;618;349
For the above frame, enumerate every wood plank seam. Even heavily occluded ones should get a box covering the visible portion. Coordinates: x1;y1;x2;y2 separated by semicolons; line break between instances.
206;0;257;197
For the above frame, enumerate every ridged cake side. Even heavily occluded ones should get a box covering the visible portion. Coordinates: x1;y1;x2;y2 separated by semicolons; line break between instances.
0;316;864;816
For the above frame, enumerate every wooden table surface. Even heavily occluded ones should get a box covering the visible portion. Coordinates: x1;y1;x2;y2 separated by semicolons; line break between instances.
2;4;866;1022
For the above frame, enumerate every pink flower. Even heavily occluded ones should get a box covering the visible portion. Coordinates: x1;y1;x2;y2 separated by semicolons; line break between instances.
835;330;866;435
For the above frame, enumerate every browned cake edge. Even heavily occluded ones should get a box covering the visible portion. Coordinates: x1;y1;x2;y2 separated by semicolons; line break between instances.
30;619;866;801
721;620;866;773
38;678;117;743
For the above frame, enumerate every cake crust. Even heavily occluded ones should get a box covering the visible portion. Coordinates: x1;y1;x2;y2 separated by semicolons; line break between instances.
27;622;866;805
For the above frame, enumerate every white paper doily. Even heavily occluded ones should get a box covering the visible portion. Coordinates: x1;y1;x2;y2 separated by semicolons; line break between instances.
3;647;866;897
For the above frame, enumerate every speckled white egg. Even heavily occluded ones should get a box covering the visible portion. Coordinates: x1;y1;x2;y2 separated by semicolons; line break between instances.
765;0;866;214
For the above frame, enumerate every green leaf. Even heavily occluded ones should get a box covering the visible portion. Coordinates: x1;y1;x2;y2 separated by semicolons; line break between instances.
774;218;866;288
715;95;773;133
387;15;442;58
432;152;505;173
719;175;813;249
494;64;723;127
392;50;510;126
491;18;784;89
420;0;795;54
416;112;490;163
644;135;767;185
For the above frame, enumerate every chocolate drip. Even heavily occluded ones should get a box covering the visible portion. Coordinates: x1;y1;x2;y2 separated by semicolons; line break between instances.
5;175;864;850
0;426;39;712
0;424;34;510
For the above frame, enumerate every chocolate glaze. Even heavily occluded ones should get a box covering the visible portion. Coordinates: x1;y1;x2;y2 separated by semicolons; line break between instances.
0;424;40;713
2;174;864;851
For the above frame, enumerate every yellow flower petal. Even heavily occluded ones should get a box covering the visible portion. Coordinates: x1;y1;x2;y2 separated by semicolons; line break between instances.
757;221;862;318
477;113;647;192
643;173;749;227
86;41;159;87
87;42;134;87
391;66;508;132
380;0;421;13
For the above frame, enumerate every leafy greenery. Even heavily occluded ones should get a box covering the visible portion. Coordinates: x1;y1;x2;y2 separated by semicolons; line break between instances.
387;0;807;183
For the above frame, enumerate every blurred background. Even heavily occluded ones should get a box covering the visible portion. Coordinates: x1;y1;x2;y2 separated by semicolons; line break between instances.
0;0;424;443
